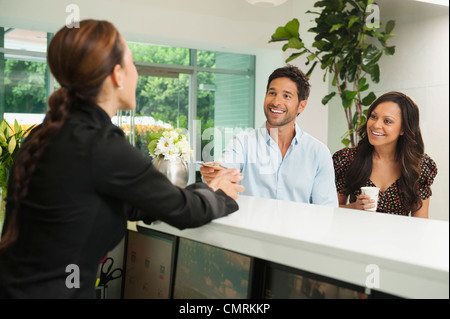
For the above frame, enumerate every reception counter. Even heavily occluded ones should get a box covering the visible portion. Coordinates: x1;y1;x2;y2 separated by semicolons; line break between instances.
137;195;449;299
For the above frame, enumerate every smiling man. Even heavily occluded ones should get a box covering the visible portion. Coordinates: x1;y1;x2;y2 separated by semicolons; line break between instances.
201;65;338;206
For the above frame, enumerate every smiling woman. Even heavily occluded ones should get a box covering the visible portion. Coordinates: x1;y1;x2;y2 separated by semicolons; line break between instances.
333;91;438;218
366;101;404;149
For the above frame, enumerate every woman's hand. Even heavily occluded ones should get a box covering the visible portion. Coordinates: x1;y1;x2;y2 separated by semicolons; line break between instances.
208;168;244;200
199;164;217;184
350;194;375;210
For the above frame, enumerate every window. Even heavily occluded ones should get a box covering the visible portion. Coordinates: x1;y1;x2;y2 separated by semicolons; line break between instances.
0;27;50;127
0;27;255;183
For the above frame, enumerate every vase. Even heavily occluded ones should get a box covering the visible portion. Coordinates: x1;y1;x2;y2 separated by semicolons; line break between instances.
152;157;189;188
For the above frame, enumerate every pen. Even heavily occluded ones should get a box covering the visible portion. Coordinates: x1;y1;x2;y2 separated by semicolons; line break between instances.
195;161;228;170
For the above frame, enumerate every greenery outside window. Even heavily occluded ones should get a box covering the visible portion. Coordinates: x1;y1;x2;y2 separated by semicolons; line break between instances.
1;28;256;183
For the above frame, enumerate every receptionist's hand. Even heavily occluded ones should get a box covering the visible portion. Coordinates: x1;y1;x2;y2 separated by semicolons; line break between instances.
199;163;221;184
208;168;244;200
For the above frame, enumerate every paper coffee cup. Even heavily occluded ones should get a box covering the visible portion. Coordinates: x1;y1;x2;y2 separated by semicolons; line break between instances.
360;187;380;211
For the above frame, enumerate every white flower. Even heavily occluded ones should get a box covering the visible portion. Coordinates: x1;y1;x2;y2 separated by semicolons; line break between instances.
162;130;178;140
148;128;193;162
155;136;174;156
163;146;179;161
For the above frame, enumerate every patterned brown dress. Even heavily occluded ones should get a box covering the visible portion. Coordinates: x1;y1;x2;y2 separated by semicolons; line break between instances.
333;147;438;216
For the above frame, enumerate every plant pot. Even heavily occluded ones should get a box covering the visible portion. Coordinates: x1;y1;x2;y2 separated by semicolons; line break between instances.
152;157;189;188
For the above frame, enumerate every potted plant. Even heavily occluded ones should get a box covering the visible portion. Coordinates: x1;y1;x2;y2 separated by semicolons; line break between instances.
0;119;34;228
269;0;395;147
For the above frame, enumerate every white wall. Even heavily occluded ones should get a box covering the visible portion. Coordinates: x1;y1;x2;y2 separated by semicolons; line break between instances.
327;0;449;220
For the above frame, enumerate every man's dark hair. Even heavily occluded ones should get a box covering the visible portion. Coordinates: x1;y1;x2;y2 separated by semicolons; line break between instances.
266;64;311;101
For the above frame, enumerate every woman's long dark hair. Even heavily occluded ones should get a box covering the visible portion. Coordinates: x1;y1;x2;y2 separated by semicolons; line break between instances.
344;91;424;213
0;20;125;251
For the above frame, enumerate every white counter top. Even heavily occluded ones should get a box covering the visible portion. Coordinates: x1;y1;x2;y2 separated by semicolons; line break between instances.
138;195;449;299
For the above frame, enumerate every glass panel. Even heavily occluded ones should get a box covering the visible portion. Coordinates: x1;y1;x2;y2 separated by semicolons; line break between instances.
197;71;253;162
129;42;190;66
3;58;48;114
1;58;48;131
197;50;253;72
133;72;190;155
1;27;48;128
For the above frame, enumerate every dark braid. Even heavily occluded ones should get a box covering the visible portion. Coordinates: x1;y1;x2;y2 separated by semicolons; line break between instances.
0;19;124;251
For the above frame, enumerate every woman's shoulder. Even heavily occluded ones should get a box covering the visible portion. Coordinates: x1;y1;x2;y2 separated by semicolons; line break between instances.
332;147;357;174
332;147;357;162
420;153;438;179
422;153;437;166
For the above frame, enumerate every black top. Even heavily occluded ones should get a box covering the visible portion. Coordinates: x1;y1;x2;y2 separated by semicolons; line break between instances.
0;103;238;298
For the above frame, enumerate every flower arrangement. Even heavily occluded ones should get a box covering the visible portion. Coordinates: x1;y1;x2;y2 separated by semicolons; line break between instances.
1;119;34;194
147;128;192;162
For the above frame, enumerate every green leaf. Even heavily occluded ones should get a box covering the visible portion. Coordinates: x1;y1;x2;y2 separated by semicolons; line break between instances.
384;46;395;55
306;61;318;78
330;23;345;32
312;40;326;50
346;63;358;82
270;26;291;42
305;10;321;15
369;64;380;83
0;120;6;134
358;1;367;10
320;57;334;70
359;83;369;91
342;96;354;109
385;20;395;34
322;91;336;105
345;90;358;100
8;137;16;154
285;50;307;63
358;77;367;88
352;112;360;127
307;53;317;62
335;60;344;73
285;18;300;38
342;138;351;147
287;37;304;50
348;16;360;29
147;139;158;154
360;115;367;126
149;132;162;141
363;46;382;66
362;92;377;106
314;0;333;8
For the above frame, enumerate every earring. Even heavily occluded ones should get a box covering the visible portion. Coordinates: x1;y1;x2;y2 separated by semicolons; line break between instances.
117;86;124;91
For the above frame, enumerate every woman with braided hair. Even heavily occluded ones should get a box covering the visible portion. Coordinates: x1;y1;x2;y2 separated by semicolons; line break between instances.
0;20;243;298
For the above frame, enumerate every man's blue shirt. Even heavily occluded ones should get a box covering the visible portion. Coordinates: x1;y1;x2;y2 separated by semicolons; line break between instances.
221;123;338;207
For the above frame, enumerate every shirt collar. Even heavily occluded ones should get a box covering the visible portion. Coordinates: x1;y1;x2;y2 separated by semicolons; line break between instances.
259;121;303;145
